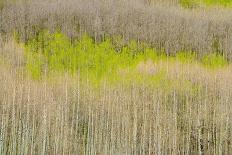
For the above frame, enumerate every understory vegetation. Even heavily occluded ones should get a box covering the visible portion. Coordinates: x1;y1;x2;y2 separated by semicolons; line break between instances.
180;0;232;8
24;31;228;82
0;31;232;154
1;0;232;155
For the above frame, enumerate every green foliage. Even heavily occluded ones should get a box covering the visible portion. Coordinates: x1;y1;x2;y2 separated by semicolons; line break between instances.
24;31;135;84
176;52;196;63
24;31;228;88
25;50;44;80
202;53;228;69
24;31;160;83
180;0;232;8
180;0;199;8
204;0;232;7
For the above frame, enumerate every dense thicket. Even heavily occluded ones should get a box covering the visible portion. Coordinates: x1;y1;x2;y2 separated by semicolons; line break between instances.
1;1;232;154
1;38;232;154
1;0;232;59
